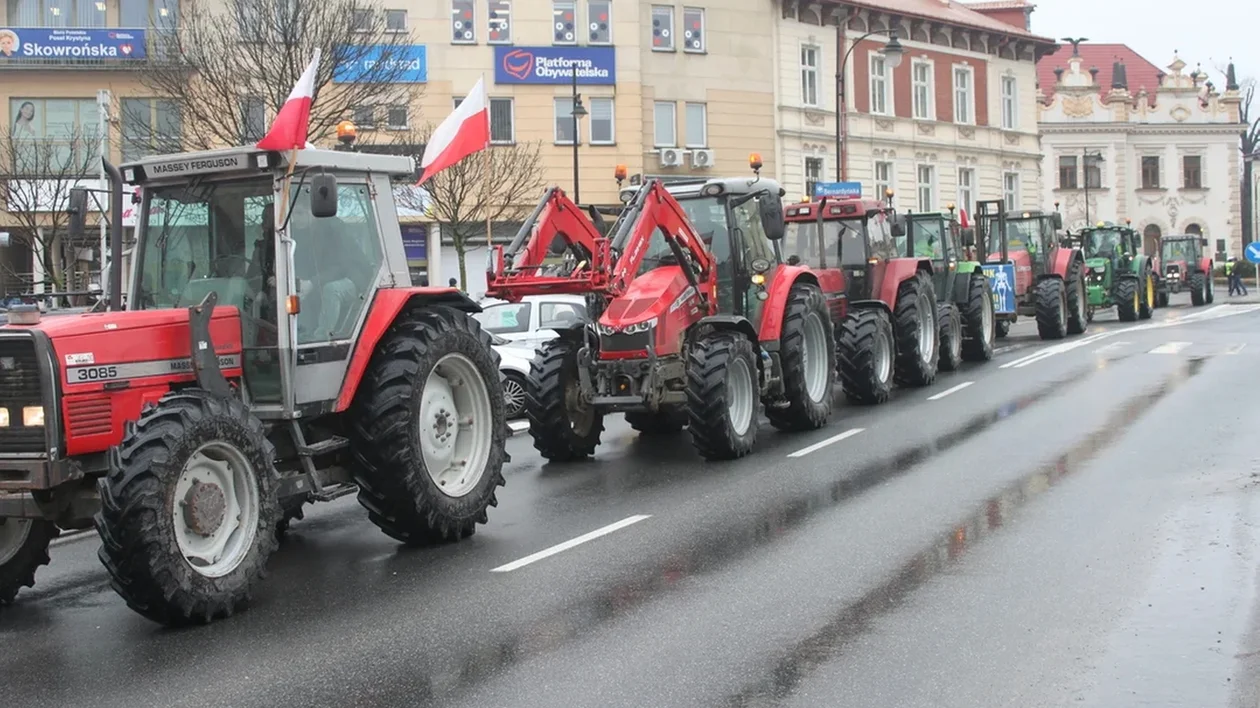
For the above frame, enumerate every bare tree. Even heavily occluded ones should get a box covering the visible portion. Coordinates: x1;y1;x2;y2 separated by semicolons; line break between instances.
130;0;425;152
0;125;101;295
1240;78;1260;246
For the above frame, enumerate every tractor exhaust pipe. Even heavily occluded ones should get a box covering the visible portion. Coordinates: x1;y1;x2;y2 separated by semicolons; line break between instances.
103;158;124;311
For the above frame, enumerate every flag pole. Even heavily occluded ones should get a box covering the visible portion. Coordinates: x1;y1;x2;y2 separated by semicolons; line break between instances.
481;74;493;248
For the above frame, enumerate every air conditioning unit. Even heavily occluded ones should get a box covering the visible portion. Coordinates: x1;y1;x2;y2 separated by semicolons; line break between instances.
691;149;716;169
658;148;685;168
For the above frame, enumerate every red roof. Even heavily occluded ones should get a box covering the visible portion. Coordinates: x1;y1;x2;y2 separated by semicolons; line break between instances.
1036;43;1166;107
835;0;1054;42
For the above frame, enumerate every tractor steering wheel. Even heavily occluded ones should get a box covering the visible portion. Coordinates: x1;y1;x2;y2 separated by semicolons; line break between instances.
211;254;251;278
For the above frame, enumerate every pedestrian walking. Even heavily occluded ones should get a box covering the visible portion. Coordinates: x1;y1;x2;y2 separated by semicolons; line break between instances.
1227;258;1248;296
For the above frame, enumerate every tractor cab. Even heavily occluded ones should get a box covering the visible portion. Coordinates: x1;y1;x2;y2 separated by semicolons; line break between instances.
1159;234;1205;282
782;197;897;305
1079;221;1140;284
1156;233;1214;304
975;201;1063;295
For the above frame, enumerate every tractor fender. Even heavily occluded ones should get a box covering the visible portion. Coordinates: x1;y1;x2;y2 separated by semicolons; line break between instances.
1198;257;1214;275
756;266;819;343
335;287;485;412
877;258;931;308
1130;254;1152;275
1049;248;1082;279
847;299;894;318
694;314;760;345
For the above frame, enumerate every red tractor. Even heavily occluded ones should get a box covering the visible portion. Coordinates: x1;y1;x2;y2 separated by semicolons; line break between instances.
1156;233;1215;306
486;160;835;462
0;145;508;625
781;197;938;405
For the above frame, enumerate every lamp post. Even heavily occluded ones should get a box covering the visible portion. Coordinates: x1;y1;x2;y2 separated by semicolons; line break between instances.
835;27;904;182
570;69;588;205
1082;149;1103;225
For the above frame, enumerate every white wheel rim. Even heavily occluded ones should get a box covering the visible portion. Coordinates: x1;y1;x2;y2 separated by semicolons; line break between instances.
420;353;494;498
173;441;259;578
876;322;893;383
981;291;994;343
727;354;755;436
917;293;935;363
502;376;526;417
801;312;829;403
0;518;33;566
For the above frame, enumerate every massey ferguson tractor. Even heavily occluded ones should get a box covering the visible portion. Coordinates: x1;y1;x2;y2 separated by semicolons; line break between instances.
1157;233;1215;306
782;197;940;405
486;158;836;462
974;200;1087;340
1078;221;1157;321
0;145;508;625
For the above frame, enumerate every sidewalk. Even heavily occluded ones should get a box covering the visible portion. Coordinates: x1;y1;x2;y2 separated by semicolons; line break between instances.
1211;278;1260;303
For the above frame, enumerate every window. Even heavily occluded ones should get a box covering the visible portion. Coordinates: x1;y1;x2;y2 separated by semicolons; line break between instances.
682;7;705;53
870;54;889;115
386;105;408;130
240;97;266;142
8;98;101;174
475;303;531;334
1084;154;1102;188
1003;172;1020;211
684;102;707;148
539;301;586;328
1141;156;1161;189
489;97;514;144
953;65;974;124
121;98;182;162
488;0;511;43
1183;155;1203;189
589;97;614;145
800;46;820;107
554;97;579;144
916;165;936;211
451;0;475;43
8;0;109;27
352;104;375;129
1058;156;1078;189
874;160;894;201
351;9;372;31
650;5;674;51
912;60;934;120
1000;75;1017;130
804;157;824;199
654;101;676;146
552;0;576;44
956;167;974;215
385;9;406;31
587;0;612;44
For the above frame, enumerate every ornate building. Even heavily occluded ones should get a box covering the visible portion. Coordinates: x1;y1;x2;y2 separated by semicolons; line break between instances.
1037;43;1243;260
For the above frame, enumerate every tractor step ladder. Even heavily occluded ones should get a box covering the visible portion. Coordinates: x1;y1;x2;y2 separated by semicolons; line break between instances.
288;421;349;502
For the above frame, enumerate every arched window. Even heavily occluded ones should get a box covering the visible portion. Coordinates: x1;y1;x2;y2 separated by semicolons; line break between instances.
1187;223;1203;235
1143;223;1162;257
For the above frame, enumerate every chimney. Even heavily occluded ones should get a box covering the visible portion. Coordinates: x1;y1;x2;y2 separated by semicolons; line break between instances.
1227;59;1240;91
1111;61;1128;90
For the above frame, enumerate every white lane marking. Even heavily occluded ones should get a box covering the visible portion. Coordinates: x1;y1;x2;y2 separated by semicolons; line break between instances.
1093;341;1130;354
489;515;652;572
1000;331;1113;369
1149;341;1191;355
49;529;93;547
786;427;865;458
1224;344;1248;355
927;381;974;401
508;420;530;433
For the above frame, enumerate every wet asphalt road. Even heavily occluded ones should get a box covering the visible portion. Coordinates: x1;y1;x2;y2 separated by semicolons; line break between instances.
5;294;1260;708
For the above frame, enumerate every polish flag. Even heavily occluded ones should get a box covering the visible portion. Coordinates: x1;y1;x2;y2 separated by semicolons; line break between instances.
257;50;321;152
417;76;490;185
958;206;971;228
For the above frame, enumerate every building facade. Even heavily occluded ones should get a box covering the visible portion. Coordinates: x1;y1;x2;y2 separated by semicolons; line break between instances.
1036;44;1243;260
773;0;1055;215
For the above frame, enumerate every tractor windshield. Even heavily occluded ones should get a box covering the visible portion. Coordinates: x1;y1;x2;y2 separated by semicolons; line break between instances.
1162;239;1196;263
903;218;945;259
984;218;1041;254
782;220;845;267
1084;229;1124;259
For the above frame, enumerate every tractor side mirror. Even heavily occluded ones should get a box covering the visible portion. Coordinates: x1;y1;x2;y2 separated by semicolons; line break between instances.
310;173;339;218
961;228;975;247
67;187;88;239
759;195;785;240
890;222;906;238
1052;213;1063;230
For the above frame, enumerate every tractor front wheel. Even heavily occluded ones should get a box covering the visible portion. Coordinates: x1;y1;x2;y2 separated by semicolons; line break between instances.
0;518;57;605
526;339;604;460
960;272;995;362
1035;278;1068;339
686;333;760;460
837;308;895;405
1139;270;1156;320
1115;277;1140;321
625;408;687;435
95;390;280;626
938;303;963;372
766;283;834;432
893;272;939;387
1190;272;1207;307
349;306;507;545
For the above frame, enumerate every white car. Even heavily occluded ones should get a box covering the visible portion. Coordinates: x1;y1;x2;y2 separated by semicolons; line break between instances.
474;294;590;349
491;333;535;419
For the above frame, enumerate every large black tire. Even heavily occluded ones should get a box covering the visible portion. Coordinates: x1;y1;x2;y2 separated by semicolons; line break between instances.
1138;269;1155;320
1035;278;1068;339
1190;272;1207;306
1156;287;1170;308
1206;273;1215;303
526;339;604;460
995;320;1011;339
837;308;895;405
686;332;760;460
1115;277;1139;321
95;390;280;626
625;408;687;434
349;306;508;545
938;303;963;372
1066;260;1089;335
960;272;995;362
0;518;57;605
892;272;939;387
766;283;834;432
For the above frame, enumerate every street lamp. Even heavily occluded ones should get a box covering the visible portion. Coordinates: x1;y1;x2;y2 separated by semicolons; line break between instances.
570;69;588;205
1082;149;1104;225
835;28;904;181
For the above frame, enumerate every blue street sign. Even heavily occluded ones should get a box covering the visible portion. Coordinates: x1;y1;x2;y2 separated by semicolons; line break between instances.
0;27;146;60
1245;242;1260;265
813;181;862;199
981;263;1017;314
493;45;615;85
333;44;427;83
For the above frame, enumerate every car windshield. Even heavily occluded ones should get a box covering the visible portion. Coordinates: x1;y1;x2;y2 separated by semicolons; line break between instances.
1162;239;1196;262
1084;229;1124;259
474;302;531;334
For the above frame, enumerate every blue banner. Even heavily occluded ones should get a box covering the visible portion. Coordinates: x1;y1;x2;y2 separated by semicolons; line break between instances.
493;45;615;85
401;224;427;262
333;44;426;84
0;27;146;60
814;181;862;199
981;263;1017;314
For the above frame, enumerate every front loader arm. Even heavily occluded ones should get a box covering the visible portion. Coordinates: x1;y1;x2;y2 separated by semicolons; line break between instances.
485;187;611;302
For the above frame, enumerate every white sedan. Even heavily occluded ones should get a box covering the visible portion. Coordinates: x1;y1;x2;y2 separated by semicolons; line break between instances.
490;333;535;419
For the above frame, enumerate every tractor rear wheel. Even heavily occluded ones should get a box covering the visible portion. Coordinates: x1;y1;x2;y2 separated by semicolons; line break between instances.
1138;270;1156;320
837;308;894;405
938;303;963;372
766;283;834;432
1035;278;1068;339
960;272;995;362
95;390;280;626
893;272;939;387
349;306;507;545
1189;272;1207;306
1066;261;1089;335
1115;277;1140;321
686;332;760;460
1206;273;1215;303
0;518;57;605
625;408;687;434
527;339;604;460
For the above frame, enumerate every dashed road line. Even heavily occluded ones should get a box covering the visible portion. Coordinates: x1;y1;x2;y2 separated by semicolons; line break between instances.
787;427;865;459
926;381;974;401
1149;341;1192;355
490;515;651;572
1224;343;1248;355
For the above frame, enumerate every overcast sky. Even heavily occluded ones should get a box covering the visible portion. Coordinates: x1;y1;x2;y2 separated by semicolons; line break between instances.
1024;0;1253;86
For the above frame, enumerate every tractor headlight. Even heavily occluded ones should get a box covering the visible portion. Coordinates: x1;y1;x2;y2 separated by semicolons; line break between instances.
624;318;657;334
597;323;617;336
0;409;8;427
22;406;44;427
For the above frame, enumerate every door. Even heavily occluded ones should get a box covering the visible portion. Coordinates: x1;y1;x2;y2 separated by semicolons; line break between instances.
837;218;871;301
728;194;779;331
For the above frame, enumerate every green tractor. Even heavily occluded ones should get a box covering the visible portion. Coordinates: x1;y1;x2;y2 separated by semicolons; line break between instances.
898;208;995;370
1078;221;1156;322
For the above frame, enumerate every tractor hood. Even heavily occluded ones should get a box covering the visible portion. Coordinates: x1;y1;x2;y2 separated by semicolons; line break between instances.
601;266;691;329
1;308;203;338
598;266;700;359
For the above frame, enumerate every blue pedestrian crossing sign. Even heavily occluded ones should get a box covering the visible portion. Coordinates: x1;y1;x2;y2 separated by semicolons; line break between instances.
1245;242;1260;265
981;264;1017;314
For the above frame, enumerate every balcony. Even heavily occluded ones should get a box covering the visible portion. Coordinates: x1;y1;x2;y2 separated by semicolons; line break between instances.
0;25;180;70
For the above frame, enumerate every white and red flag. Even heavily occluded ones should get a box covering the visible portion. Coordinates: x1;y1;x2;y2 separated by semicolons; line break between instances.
417;76;490;185
257;50;321;151
958;206;971;228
